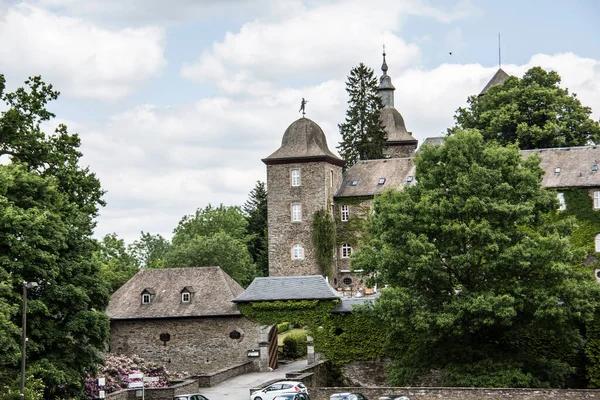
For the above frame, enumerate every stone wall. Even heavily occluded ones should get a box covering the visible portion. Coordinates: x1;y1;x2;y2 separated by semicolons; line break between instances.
341;360;391;387
309;387;600;400
267;161;342;277
197;361;256;387
106;379;198;400
384;143;417;159
110;315;261;375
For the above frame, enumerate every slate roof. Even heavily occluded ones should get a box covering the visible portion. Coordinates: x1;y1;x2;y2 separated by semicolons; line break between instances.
107;267;244;320
263;118;344;166
380;107;417;144
335;158;416;198
522;146;600;188
232;275;341;303
330;296;379;314
419;136;445;149
479;68;510;96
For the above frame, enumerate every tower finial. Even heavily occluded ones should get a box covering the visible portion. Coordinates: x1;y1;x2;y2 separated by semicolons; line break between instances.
381;45;388;75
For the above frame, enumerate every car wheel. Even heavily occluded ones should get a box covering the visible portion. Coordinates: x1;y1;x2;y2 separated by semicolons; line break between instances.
255;397;262;400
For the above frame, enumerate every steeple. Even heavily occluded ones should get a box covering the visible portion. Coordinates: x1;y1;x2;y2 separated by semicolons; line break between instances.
378;49;395;107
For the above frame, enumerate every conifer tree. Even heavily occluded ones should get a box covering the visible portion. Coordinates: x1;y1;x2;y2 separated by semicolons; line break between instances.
338;63;387;169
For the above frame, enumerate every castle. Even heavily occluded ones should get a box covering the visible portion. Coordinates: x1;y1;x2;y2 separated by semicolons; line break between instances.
262;53;600;293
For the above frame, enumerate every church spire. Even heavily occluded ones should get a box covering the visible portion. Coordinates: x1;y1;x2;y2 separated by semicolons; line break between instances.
378;48;395;107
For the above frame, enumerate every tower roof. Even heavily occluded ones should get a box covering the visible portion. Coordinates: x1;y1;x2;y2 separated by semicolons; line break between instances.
262;117;344;166
479;68;510;96
380;107;417;144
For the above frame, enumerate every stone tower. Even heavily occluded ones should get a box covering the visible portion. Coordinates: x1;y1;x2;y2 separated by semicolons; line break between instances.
378;51;418;158
262;117;344;277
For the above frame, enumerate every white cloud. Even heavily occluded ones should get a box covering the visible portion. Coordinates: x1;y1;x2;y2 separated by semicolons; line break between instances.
179;0;481;94
0;3;166;101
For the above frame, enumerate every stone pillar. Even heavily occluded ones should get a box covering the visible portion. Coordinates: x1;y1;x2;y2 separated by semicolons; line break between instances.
259;326;271;371
306;335;315;365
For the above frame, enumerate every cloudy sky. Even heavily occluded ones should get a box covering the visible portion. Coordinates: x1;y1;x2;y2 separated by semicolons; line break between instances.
1;0;599;244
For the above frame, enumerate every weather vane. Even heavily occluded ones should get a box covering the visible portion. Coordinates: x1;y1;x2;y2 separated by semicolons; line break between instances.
299;98;309;117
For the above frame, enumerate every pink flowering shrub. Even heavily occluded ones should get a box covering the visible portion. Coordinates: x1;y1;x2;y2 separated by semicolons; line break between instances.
83;354;173;399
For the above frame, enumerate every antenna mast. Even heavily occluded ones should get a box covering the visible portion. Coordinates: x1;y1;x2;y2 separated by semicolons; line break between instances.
498;33;501;69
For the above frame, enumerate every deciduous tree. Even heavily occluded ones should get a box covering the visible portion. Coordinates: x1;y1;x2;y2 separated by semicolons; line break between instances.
451;66;600;149
0;75;109;397
353;129;600;387
338;63;387;169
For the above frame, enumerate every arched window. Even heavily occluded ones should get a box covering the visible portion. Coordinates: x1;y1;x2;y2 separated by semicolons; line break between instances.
292;243;304;259
595;234;600;252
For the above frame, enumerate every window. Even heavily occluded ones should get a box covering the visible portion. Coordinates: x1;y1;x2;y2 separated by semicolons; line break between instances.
343;277;352;285
350;180;359;186
407;175;414;183
229;330;241;340
554;167;561;174
181;292;191;303
594;165;599;173
557;192;566;211
292;243;304;259
341;205;349;221
330;170;334;187
291;204;302;222
291;169;301;186
595;191;600;209
341;243;352;258
378;178;386;185
596;234;600;252
142;293;151;304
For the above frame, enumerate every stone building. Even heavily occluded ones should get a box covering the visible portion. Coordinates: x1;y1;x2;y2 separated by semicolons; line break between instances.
107;267;268;375
263;54;600;294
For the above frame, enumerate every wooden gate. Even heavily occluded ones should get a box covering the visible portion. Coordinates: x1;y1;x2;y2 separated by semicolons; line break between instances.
268;325;278;370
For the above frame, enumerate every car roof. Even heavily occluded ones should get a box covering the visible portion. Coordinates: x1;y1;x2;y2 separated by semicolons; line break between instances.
269;381;303;385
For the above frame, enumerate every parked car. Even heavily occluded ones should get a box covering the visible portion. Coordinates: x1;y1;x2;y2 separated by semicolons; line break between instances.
273;393;311;400
379;396;410;400
173;394;209;400
329;393;367;400
250;381;308;400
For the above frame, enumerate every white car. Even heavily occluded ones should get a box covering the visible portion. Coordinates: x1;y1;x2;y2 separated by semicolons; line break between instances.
250;381;308;400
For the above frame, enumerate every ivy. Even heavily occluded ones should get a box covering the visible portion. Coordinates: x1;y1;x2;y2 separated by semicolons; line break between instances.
560;189;600;254
313;210;336;277
239;300;340;327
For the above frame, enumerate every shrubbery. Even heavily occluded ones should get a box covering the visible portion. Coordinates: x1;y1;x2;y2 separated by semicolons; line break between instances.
277;322;290;333
282;332;307;359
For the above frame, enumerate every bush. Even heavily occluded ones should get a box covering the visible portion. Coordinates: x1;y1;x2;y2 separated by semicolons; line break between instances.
282;332;307;359
277;322;290;333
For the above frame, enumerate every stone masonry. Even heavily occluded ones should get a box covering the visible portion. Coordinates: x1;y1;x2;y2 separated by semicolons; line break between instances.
267;161;342;276
109;315;261;375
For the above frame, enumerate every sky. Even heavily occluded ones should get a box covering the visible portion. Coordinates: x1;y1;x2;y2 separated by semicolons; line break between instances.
1;0;599;244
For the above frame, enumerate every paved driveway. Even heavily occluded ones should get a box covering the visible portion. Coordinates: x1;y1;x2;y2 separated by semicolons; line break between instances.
197;360;309;400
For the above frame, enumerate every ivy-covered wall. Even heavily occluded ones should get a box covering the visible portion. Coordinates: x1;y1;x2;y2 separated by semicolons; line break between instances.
552;188;600;258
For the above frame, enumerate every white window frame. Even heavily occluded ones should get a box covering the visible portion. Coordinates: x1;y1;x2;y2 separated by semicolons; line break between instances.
142;293;151;304
291;204;302;222
291;169;301;187
557;192;566;211
341;243;352;258
594;191;600;209
596;234;600;253
181;292;191;303
292;243;304;260
341;205;349;221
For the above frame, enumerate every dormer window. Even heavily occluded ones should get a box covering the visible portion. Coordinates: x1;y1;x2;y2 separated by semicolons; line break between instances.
555;167;561;174
593;165;598;173
180;286;195;303
407;176;414;183
378;178;386;185
141;288;155;305
351;180;359;186
182;292;191;303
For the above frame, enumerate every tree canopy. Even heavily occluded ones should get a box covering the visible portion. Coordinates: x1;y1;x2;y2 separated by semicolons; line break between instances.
0;75;109;398
96;233;139;293
338;63;387;169
451;66;600;149
166;204;257;286
243;181;268;277
353;129;600;387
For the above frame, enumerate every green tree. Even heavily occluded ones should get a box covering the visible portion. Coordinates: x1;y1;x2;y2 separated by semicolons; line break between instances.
243;181;268;276
166;204;257;286
95;233;139;293
338;63;387;169
353;129;600;387
128;231;171;269
451;66;600;149
0;75;109;398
